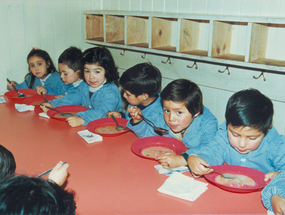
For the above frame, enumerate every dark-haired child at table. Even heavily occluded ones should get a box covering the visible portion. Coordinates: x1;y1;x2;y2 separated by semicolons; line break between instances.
36;46;84;98
41;47;122;127
0;145;16;182
7;48;64;92
188;89;285;177
262;171;285;214
107;62;163;128
128;79;218;169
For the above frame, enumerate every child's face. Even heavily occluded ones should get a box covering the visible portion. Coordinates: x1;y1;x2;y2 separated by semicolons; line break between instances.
58;63;81;85
28;56;49;79
123;90;143;106
163;100;199;133
84;64;106;88
227;124;265;154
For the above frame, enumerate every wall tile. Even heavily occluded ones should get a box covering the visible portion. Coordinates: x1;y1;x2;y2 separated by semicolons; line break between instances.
130;0;141;11
153;0;165;12
259;0;280;16
120;0;130;11
165;0;177;13
177;0;192;13
192;0;208;14
223;0;241;16
207;0;223;15
141;0;152;12
240;0;260;16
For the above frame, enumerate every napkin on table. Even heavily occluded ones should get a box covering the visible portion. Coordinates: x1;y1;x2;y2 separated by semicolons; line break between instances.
78;129;103;144
39;112;50;118
0;97;6;103
15;104;35;112
155;164;189;176
158;172;208;201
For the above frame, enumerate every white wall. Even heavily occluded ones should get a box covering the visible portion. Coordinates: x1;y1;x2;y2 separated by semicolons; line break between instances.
1;0;285;135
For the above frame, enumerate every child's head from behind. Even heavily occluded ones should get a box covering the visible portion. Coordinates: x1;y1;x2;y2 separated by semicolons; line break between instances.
161;79;203;133
0;145;16;182
119;63;161;105
58;46;83;85
82;47;119;88
0;176;76;215
225;89;273;154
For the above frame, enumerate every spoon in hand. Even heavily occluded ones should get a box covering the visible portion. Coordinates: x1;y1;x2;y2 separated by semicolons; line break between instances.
45;106;74;117
6;78;26;98
200;163;235;179
110;115;126;131
41;92;49;103
138;114;169;135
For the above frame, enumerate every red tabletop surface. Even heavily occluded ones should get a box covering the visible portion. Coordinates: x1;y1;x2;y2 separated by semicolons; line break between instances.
0;96;267;215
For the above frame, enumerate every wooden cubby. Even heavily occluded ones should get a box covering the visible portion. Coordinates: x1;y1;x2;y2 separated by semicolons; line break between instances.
84;11;285;73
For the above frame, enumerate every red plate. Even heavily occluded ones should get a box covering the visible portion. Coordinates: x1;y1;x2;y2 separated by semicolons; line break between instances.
87;118;130;137
47;105;88;121
23;95;56;107
4;89;37;102
204;165;266;193
131;136;186;160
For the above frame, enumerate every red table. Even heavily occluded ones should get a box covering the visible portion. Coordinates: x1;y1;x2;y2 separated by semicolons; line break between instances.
0;96;267;214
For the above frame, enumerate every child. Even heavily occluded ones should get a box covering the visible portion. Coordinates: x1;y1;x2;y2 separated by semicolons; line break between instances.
36;46;84;98
187;89;285;177
41;47;123;127
7;48;64;91
0;145;16;182
262;171;285;214
107;62;163;125
129;79;218;169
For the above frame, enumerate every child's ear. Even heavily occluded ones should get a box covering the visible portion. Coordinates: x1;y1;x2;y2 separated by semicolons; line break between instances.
75;70;81;77
47;61;50;68
139;93;149;101
193;112;200;118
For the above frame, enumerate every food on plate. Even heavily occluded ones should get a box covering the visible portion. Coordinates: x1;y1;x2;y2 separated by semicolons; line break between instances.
141;146;175;158
95;125;121;134
54;112;77;118
215;173;256;187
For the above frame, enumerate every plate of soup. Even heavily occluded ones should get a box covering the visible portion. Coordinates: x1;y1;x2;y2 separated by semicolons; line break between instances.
131;136;186;160
87;118;129;137
47;105;88;121
4;89;37;102
204;165;266;193
23;95;56;108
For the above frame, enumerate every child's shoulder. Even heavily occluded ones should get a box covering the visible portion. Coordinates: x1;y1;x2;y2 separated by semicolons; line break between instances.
265;126;285;144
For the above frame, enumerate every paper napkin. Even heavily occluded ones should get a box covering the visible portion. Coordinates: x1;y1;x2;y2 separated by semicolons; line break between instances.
158;172;208;201
78;130;103;144
0;97;6;103
39;112;50;118
15;104;35;112
155;165;189;176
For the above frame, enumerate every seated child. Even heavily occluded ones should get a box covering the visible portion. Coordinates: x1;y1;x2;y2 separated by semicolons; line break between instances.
0;145;16;182
188;89;285;176
41;47;122;127
129;79;218;169
37;46;84;98
0;175;76;215
107;62;163;126
262;171;285;214
7;48;64;91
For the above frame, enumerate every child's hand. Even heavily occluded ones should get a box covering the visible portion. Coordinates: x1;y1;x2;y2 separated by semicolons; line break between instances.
107;111;121;118
156;153;187;169
271;194;285;215
264;171;281;182
55;95;65;99
40;102;52;113
7;81;16;90
66;116;84;127
187;155;212;177
36;86;47;95
48;161;69;186
128;106;143;123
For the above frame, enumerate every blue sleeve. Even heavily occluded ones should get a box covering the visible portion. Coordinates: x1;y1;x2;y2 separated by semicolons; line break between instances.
51;92;83;107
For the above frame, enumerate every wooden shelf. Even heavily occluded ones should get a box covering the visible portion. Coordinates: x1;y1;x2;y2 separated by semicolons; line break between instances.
84;11;285;73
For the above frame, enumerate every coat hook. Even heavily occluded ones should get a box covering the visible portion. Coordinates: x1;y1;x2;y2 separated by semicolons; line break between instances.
141;53;146;59
253;71;266;81
161;57;172;64
120;50;125;56
218;66;230;75
187;61;198;69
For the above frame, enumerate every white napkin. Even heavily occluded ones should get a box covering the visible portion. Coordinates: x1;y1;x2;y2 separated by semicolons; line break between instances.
15;104;35;112
0;97;6;103
77;130;103;144
155;165;189;176
39;112;50;118
158;172;208;201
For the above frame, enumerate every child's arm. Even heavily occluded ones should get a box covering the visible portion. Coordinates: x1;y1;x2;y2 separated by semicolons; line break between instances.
156;153;187;169
36;86;47;95
265;171;281;182
48;161;69;186
66;116;85;127
128;106;143;124
271;194;285;215
7;81;16;90
40;102;52;113
187;155;213;176
107;111;122;118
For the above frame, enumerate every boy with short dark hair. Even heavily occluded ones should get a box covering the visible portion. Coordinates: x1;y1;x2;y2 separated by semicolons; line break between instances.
36;46;84;98
188;89;285;176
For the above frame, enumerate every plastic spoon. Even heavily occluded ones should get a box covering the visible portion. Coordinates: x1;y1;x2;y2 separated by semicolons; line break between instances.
6;78;26;97
200;163;236;179
46;106;74;117
138;114;169;135
110;115;126;131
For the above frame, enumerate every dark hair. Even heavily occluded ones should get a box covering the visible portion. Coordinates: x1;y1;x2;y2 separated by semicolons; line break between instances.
25;49;57;88
119;63;162;97
0;145;16;182
58;46;83;79
225;88;273;134
161;79;204;115
82;47;119;85
0;176;76;215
